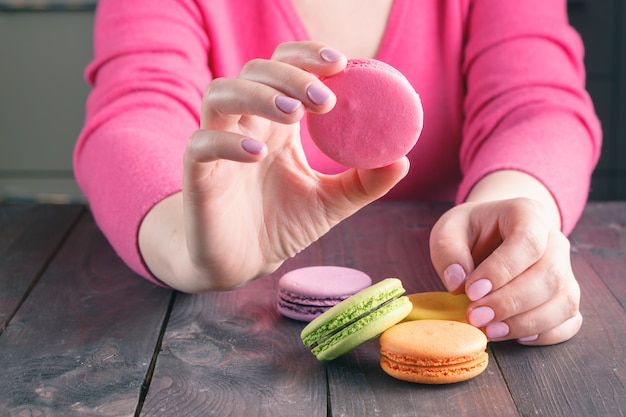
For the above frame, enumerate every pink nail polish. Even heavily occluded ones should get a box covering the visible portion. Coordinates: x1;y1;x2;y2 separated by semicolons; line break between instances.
320;48;345;62
306;84;332;105
443;264;466;292
468;306;495;328
486;321;509;339
275;95;301;113
518;334;539;343
467;279;492;301
241;138;265;154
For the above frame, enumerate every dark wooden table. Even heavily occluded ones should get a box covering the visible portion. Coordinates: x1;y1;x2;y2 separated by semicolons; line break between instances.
1;201;625;416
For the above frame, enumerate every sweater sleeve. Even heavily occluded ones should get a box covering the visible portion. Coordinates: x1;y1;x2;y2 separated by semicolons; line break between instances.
73;0;210;284
456;0;602;234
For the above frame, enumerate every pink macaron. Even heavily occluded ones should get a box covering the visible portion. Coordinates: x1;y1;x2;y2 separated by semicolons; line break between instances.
277;266;372;322
307;59;423;169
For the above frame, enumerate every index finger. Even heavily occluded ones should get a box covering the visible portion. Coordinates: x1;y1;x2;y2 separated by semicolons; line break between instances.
465;199;550;301
270;41;347;77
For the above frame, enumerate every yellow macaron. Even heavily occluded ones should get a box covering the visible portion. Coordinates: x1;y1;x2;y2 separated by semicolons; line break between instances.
404;292;470;323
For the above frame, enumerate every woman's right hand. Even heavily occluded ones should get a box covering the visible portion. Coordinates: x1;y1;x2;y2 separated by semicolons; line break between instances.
139;42;409;292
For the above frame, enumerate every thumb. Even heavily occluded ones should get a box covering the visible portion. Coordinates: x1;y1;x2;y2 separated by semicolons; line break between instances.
356;157;410;200
324;157;410;209
429;206;476;293
317;157;410;228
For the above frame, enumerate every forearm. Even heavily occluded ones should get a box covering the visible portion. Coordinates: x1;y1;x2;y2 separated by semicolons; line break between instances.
464;170;561;230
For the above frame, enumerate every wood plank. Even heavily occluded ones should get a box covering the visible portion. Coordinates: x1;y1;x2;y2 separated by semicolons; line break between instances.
308;201;451;293
325;203;519;416
140;264;327;416
489;203;626;416
0;203;83;331
142;202;518;416
0;211;173;416
570;201;626;307
327;343;516;417
140;202;444;416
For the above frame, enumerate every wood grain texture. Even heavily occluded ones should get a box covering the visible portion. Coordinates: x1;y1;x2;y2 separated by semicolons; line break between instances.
316;202;450;293
0;204;83;331
140;202;449;417
141;202;518;417
571;202;626;307
2;202;626;417
140;271;326;416
328;342;518;417
0;211;173;416
489;253;626;417
488;202;626;417
324;203;519;417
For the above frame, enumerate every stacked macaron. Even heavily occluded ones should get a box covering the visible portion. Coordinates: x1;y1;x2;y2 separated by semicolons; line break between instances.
276;266;372;322
290;275;488;384
300;278;412;361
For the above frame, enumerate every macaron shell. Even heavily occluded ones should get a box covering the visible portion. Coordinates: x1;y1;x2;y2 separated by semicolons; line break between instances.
276;303;331;322
404;292;470;323
277;266;372;322
301;278;406;347
313;296;412;361
278;266;372;301
307;59;423;169
379;320;488;384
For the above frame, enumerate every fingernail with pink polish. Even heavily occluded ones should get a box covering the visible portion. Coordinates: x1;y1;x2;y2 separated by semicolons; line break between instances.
486;321;509;339
518;334;539;343
467;279;492;301
320;48;345;62
443;264;466;292
241;138;265;155
306;84;332;105
468;306;495;328
275;95;301;113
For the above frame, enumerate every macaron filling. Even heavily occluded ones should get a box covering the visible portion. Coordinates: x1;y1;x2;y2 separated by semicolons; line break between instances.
380;353;488;381
278;289;348;307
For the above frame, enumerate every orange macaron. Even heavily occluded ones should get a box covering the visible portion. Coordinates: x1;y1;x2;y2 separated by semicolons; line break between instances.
379;320;488;384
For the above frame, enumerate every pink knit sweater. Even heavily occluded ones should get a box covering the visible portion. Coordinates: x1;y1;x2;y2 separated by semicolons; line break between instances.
74;0;602;284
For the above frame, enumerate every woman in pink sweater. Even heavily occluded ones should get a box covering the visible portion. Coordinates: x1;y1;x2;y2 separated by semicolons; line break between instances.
74;0;601;345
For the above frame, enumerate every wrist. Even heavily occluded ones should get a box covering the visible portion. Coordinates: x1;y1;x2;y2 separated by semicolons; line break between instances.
138;192;200;292
465;170;562;230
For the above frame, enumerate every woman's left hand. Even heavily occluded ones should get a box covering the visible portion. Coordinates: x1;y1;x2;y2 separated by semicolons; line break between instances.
429;197;583;345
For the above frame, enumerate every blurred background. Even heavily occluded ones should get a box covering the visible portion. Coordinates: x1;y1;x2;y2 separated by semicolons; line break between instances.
0;0;624;203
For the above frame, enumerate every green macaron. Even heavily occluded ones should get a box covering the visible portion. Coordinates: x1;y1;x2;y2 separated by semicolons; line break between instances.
301;278;412;361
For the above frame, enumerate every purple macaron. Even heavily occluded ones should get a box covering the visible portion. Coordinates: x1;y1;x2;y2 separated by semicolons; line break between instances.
277;266;372;322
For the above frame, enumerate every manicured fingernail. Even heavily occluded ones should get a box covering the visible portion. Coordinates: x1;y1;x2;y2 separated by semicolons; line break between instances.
320;48;345;62
468;306;495;328
275;95;301;113
443;264;466;292
306;84;332;105
241;138;265;154
486;321;509;339
467;279;492;301
518;334;539;343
